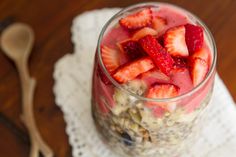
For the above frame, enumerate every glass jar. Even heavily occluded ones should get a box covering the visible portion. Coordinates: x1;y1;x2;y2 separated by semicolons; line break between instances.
91;2;217;157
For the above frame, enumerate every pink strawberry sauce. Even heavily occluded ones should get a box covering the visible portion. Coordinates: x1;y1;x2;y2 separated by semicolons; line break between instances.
152;6;190;35
94;5;213;115
171;69;193;95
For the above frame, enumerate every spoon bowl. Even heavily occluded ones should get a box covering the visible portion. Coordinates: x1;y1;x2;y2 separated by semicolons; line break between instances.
0;23;34;62
0;23;53;157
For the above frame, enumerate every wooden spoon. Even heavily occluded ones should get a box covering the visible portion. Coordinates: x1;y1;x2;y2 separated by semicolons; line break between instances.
0;23;53;157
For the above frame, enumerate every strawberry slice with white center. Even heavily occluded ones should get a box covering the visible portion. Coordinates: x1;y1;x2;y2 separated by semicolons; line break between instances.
113;57;155;83
139;35;174;76
185;24;204;53
191;46;210;64
146;84;179;112
164;25;189;57
132;27;157;41
152;16;167;35
101;45;120;73
190;57;208;87
119;8;152;30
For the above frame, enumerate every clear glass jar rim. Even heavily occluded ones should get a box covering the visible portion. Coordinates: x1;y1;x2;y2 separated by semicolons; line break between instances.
97;2;217;102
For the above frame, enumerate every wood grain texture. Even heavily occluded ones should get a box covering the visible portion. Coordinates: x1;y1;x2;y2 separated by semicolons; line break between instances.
0;0;235;157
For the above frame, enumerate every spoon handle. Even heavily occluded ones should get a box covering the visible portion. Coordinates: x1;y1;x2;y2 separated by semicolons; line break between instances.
16;60;54;157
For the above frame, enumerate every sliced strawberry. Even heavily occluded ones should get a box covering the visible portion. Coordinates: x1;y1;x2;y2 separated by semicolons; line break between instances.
152;16;167;35
139;35;174;75
191;46;210;64
140;68;170;86
101;46;120;73
132;27;157;40
172;57;188;72
119;49;130;66
190;57;208;87
146;84;179;100
117;39;145;60
185;24;204;53
119;8;152;30
113;57;155;83
146;84;179;112
164;25;189;57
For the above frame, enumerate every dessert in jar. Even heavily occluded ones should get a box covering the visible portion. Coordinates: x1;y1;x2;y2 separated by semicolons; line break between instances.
91;2;217;157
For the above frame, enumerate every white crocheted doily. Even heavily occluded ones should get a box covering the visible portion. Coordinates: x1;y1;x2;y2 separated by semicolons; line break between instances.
53;8;236;157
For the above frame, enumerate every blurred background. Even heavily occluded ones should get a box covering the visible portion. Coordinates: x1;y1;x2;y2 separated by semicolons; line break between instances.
0;0;235;157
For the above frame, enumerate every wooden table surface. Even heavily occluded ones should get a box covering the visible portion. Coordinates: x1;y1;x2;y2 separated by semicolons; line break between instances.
0;0;235;157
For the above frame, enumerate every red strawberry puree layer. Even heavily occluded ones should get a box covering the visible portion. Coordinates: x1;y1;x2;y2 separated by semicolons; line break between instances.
95;5;212;114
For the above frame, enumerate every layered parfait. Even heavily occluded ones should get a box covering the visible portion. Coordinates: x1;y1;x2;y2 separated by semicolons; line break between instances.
92;3;216;157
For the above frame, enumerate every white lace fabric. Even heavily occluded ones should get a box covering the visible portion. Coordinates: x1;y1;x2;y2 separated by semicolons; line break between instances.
53;8;236;157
